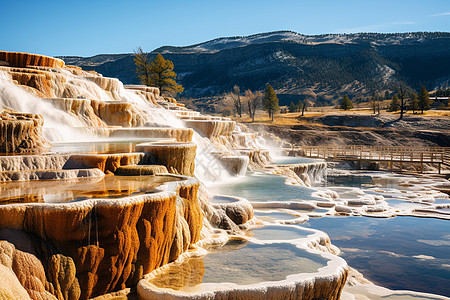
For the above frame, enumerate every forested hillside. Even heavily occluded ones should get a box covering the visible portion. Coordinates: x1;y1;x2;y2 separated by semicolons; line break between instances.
60;31;450;107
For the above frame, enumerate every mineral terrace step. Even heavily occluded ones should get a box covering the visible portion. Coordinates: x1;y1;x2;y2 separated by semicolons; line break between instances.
0;168;104;182
114;165;168;176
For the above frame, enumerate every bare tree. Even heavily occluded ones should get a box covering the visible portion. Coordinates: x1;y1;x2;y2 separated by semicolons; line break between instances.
245;90;262;122
397;84;407;120
301;98;309;116
133;46;151;86
230;85;242;117
370;91;381;114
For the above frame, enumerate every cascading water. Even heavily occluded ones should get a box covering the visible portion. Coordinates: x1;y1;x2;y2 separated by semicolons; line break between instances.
0;71;91;142
1;65;240;182
118;84;186;128
192;132;234;184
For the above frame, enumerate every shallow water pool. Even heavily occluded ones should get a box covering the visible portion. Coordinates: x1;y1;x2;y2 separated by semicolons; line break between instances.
148;239;329;290
209;172;323;202
305;216;450;297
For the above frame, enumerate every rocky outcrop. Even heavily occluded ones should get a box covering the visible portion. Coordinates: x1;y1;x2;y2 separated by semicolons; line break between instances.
136;143;197;176
0;111;51;154
0;51;65;69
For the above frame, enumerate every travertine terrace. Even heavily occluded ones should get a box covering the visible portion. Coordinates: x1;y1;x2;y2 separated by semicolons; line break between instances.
0;51;348;299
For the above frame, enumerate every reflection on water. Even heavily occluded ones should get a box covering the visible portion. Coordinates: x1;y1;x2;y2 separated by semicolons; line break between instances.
272;156;320;165
149;239;328;290
305;216;450;297
0;175;182;204
251;225;312;240
254;210;303;222
209;172;322;202
325;174;400;189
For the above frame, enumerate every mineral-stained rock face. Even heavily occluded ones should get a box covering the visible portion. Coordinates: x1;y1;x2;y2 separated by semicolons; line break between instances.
64;153;146;174
0;51;65;69
84;76;122;100
0;111;51;154
0;168;104;182
43;98;107;127
136;143;197;177
90;100;148;127
114;165;168;176
0;176;203;300
124;85;160;97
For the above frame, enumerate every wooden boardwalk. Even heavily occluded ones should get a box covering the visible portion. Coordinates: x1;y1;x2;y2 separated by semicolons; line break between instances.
286;145;450;174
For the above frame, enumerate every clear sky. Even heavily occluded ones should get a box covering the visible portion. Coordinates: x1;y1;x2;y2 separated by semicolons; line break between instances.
1;0;449;57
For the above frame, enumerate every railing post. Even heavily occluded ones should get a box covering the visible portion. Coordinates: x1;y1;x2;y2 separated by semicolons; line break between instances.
420;152;423;173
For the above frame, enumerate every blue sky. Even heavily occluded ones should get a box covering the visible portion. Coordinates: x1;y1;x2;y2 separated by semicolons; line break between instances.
1;0;449;57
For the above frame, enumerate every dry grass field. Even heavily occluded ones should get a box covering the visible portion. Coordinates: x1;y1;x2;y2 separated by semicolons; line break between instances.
232;108;450;126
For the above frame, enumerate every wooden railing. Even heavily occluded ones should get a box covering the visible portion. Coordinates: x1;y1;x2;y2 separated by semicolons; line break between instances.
286;145;450;173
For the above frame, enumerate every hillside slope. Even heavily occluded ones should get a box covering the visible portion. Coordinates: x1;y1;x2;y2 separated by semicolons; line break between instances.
60;31;450;106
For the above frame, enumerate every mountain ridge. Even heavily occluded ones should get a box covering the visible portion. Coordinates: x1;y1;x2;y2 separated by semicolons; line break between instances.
59;30;450;109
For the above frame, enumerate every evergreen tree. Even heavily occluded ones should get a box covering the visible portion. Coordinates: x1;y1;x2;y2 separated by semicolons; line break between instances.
263;84;279;121
135;52;183;96
288;101;296;113
389;94;400;112
296;100;303;112
409;92;419;114
418;85;432;114
340;94;353;110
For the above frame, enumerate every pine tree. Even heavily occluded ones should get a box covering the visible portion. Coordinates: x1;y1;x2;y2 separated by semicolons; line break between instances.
263;84;279;121
340;94;353;110
296;100;303;112
288;101;296;113
409;92;419;114
418;85;432;114
389;94;400;112
135;52;183;96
